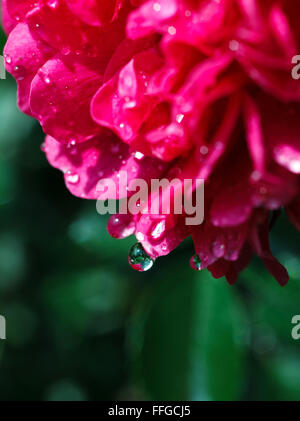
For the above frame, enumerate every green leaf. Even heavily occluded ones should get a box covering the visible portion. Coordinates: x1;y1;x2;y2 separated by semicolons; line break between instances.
192;276;247;400
128;264;246;401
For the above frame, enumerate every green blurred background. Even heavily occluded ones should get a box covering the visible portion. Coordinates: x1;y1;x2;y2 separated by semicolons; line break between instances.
1;27;300;402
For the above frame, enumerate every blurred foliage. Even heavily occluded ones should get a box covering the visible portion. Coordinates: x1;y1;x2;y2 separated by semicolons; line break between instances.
1;27;300;402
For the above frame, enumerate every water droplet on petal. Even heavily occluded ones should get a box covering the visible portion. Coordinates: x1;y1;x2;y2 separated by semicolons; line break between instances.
229;39;239;51
153;3;161;12
65;170;79;184
44;75;51;84
150;220;166;240
4;54;12;64
47;0;59;9
133;151;144;160
176;113;184;124
211;241;225;258
200;145;209;155
13;65;26;80
168;26;176;35
128;243;155;272
67;138;77;150
107;214;135;239
136;232;144;241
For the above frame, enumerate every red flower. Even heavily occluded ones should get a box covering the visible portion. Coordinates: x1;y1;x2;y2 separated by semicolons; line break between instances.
2;0;300;284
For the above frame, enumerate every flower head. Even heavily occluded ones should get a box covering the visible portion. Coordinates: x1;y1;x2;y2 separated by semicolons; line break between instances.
3;0;300;284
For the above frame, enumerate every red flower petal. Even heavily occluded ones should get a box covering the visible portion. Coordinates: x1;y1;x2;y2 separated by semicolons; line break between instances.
43;132;167;200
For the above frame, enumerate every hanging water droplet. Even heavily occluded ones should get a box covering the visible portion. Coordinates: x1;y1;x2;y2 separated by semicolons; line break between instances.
128;243;155;272
190;254;202;271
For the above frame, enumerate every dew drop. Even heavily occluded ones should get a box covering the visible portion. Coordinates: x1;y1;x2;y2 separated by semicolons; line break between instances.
190;254;202;271
133;151;144;160
44;75;51;84
150;220;166;240
229;39;239;52
176;113;184;124
108;214;135;239
107;214;135;239
4;54;12;64
67;138;77;150
136;232;144;241
65;170;79;184
128;243;155;272
200;145;209;155
211;241;225;258
153;3;161;12
168;26;176;35
47;0;59;9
